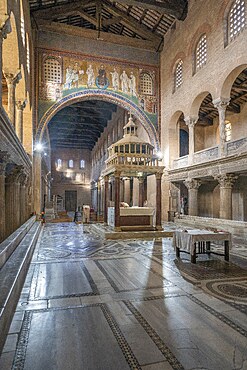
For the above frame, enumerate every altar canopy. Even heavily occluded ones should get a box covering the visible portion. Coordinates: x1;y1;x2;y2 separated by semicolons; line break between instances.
102;115;164;231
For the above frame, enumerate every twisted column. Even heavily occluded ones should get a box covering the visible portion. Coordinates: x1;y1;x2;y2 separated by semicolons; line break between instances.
215;173;238;219
184;178;201;216
213;98;230;157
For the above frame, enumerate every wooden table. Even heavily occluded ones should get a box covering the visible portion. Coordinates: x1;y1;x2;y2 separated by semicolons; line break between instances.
173;229;232;263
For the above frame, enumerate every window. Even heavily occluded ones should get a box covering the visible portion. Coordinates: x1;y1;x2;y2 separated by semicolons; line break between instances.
20;4;25;47
56;159;62;168
140;73;153;95
44;58;62;84
228;0;246;43
225;120;232;141
68;159;74;168
195;34;207;72
174;59;183;90
80;159;85;168
26;38;30;74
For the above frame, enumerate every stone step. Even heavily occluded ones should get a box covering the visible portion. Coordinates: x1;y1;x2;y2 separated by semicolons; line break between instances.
0;216;36;269
0;221;42;355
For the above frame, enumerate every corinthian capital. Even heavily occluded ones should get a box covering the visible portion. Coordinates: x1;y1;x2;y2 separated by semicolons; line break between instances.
16;99;27;111
0;151;10;174
213;98;230;112
214;173;238;188
184;116;198;128
3;70;22;86
184;178;201;190
0;15;11;40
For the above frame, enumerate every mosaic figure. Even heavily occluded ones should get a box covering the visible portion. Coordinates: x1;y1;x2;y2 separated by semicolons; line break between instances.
129;71;137;97
64;65;73;89
120;70;129;93
86;65;95;87
110;68;119;91
96;65;109;89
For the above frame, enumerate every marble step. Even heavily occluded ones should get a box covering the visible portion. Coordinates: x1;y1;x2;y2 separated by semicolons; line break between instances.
0;216;36;269
0;222;42;355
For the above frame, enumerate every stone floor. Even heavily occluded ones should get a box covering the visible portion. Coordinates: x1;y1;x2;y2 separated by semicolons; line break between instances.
1;222;247;370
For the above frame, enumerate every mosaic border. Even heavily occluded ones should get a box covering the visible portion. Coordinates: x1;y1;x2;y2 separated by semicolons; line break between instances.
29;261;99;300
187;294;247;338
12;304;141;370
124;301;184;370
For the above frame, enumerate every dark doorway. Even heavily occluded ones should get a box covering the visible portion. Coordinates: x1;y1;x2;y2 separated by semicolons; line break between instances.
65;190;77;211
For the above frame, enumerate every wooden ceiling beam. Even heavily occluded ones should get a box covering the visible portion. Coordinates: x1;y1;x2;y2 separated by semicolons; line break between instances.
109;0;188;20
31;0;94;19
102;16;122;27
102;1;162;43
36;21;158;51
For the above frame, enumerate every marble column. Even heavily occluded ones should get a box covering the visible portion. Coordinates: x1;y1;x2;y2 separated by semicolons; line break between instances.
0;15;11;106
184;178;201;216
155;173;162;230
215;174;238;219
0;151;10;242
19;172;28;225
104;175;109;224
184;116;198;165
16;99;26;143
97;180;101;219
33;151;42;215
5;165;23;236
114;172;121;231
138;177;144;207
3;70;22;126
213;98;230;157
124;178;130;205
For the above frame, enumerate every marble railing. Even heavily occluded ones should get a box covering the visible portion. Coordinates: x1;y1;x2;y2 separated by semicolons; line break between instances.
193;146;219;164
226;137;247;156
172;155;189;169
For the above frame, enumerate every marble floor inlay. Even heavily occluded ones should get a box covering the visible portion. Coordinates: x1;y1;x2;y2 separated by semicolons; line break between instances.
1;222;247;370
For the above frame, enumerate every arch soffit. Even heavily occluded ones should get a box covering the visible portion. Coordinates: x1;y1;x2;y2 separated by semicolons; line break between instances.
189;89;216;118
36;90;160;150
220;62;247;100
168;110;184;129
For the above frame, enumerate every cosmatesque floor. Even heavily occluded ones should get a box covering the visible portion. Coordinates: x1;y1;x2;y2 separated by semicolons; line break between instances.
1;222;247;370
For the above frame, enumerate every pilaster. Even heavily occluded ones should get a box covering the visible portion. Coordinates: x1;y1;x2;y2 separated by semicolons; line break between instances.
0;15;11;106
16;99;26;143
155;172;162;230
3;70;21;126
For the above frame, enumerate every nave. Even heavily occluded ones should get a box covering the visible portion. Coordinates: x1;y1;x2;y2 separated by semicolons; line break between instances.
1;223;247;370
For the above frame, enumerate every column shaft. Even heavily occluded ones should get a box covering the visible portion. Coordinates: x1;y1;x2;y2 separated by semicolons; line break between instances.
114;174;121;230
33;152;42;215
156;174;162;230
104;176;109;224
184;179;201;216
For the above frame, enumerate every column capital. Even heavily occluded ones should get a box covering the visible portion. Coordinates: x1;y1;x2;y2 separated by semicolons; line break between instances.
0;15;11;41
213;98;230;111
214;173;238;188
184;178;201;190
155;172;163;180
3;70;22;87
6;165;24;183
184;116;198;128
0;151;10;174
16;99;27;111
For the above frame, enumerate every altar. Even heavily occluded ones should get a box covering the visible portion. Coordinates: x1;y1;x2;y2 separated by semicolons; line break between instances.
108;206;155;228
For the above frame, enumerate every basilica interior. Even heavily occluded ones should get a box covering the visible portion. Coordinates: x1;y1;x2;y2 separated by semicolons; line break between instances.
0;0;247;369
